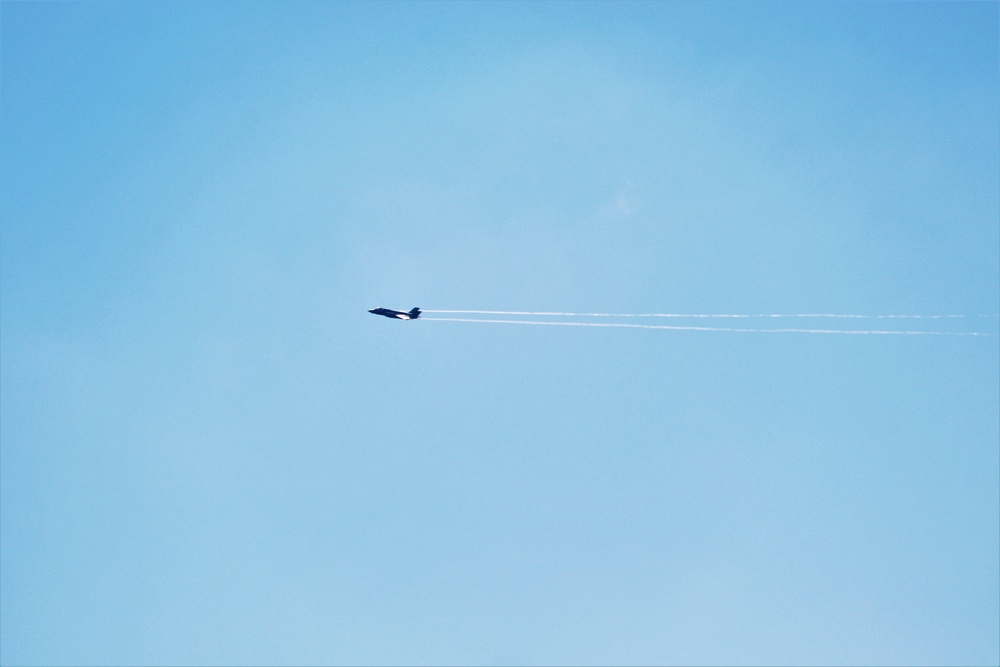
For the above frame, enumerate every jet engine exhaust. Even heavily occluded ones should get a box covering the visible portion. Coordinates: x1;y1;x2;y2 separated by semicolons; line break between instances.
423;310;997;320
418;316;995;336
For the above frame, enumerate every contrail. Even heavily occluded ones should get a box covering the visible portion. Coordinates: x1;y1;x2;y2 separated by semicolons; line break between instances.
421;317;994;336
423;310;996;320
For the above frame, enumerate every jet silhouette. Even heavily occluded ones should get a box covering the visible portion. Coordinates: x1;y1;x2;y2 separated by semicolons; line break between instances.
368;307;421;320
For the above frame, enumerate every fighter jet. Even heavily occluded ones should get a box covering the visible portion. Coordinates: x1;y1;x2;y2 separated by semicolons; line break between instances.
368;307;421;320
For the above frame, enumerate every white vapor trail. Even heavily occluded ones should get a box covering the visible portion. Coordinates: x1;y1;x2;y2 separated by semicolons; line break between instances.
420;317;994;336
423;310;996;319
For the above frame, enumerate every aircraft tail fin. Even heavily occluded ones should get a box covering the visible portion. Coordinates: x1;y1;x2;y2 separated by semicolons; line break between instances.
409;307;421;319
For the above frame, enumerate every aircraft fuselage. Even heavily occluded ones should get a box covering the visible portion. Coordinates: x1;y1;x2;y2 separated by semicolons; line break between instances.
369;307;421;320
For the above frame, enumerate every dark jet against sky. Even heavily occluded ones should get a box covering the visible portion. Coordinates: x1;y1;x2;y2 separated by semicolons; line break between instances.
369;307;421;320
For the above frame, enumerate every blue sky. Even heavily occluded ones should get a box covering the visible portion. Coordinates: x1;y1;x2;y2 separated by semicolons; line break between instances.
1;2;998;665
